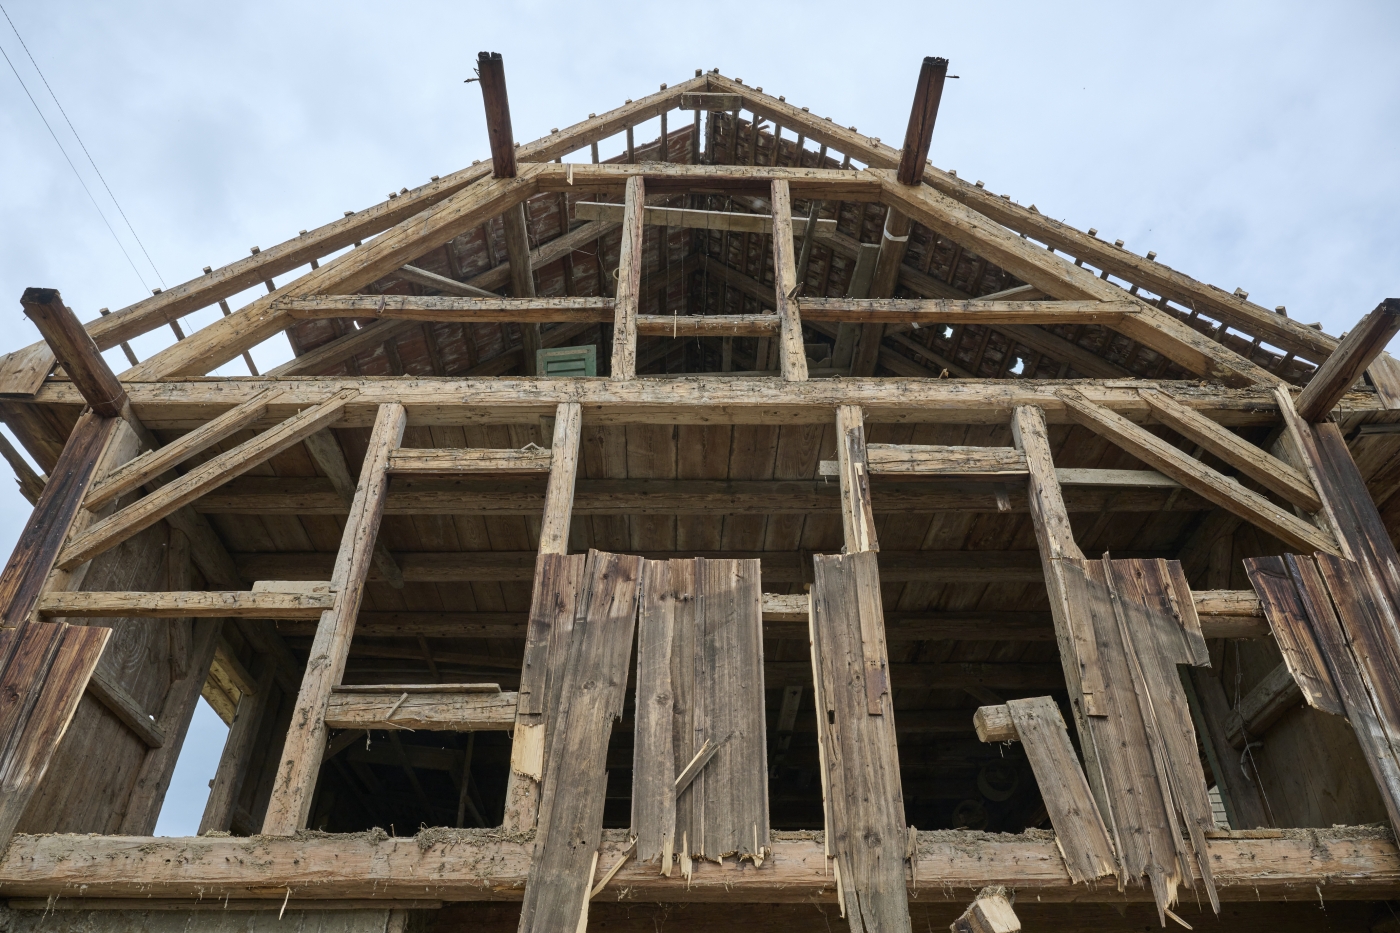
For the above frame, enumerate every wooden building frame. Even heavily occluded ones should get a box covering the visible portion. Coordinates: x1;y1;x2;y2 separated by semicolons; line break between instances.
1;54;1398;932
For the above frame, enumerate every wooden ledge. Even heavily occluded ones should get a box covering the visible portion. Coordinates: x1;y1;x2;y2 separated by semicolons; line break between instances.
0;829;1393;902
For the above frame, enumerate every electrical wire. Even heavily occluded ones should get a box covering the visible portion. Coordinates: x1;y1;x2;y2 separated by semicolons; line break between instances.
1;4;163;290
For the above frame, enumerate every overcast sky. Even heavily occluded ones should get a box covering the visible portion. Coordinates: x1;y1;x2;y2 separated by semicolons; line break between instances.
2;1;1397;833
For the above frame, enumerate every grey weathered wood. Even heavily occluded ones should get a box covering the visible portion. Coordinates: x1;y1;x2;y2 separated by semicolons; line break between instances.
1243;557;1344;717
1296;298;1400;421
609;176;645;380
519;550;642;933
323;688;516;731
810;551;908;933
199;662;275;834
632;559;677;866
835;405;877;554
1004;697;1116;884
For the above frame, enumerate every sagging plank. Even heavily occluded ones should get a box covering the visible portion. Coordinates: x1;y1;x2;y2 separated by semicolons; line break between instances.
57;389;358;571
0;412;118;625
1059;388;1336;554
387;447;553;474
1296;298;1400;420
84;388;278;513
261;402;405;835
324;687;517;731
19;289;126;416
799;297;1133;325
574;200;836;236
1;826;1398;902
275;295;615;322
0;622;111;852
35;590;335;619
811;551;908;932
981;697;1116;884
1139;389;1320;511
394;263;496;298
520;550;642;933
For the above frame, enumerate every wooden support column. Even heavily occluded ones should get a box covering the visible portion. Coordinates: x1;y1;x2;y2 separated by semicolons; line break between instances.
849;208;913;376
303;428;404;588
475;52;541;375
770;180;809;382
610;175;645;380
502;402;581;831
1010;405;1107;811
1296;298;1400;421
261;402;406;835
835;405;877;554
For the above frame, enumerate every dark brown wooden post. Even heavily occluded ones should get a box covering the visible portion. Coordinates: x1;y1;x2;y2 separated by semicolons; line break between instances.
1297;298;1400;421
477;51;517;180
897;56;950;186
20;288;126;417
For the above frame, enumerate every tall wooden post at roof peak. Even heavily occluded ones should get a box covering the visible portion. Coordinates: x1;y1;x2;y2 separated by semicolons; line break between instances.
0;56;1395;933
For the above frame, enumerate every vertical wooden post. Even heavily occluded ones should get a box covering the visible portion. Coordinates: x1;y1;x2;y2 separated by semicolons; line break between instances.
475;52;516;180
835;405;877;554
199;661;276;834
610;175;645;380
261;402;406;835
502;402;582;831
770;180;809;382
502;205;542;375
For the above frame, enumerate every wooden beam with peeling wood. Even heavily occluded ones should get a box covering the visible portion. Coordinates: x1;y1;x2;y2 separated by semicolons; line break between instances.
610;175;645;380
1296;298;1400;421
1139;389;1321;511
57;389;358;571
1058;389;1337;554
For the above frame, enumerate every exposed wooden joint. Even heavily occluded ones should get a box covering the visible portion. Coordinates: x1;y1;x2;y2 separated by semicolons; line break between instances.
302;427;404;589
1296;298;1400;420
19;288;126;417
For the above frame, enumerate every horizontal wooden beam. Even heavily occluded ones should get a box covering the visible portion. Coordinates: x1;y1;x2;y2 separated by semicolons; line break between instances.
31;379;1353;430
324;687;517;731
36;590;335;620
637;314;780;336
274;295;615;322
1224;662;1303;748
192;476;1209;515
678;92;741;110
798;298;1133;326
532;161;883;200
574;201;836;236
387;448;553;474
0;827;1392;901
817;459;1180;488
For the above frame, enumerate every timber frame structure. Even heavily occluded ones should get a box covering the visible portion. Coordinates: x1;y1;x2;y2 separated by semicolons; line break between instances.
1;53;1399;932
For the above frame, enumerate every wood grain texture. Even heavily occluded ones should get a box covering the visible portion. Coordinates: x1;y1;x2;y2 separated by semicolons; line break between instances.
37;590;334;619
609;176;645;381
19;289;125;417
387;447;552;474
538;403;581;557
810;551;908;933
323;689;516;731
770;180;808;382
632;559;677;865
1297;298;1400;420
261;402;405;835
520;550;641;933
1004;697;1116;884
1242;557;1343;716
835;405;877;554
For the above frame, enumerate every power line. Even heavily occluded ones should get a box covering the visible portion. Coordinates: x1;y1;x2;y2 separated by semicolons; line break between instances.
0;5;161;292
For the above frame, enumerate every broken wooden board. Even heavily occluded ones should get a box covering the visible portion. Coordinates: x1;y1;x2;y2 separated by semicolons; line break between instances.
950;885;1021;933
1003;697;1116;884
1243;552;1400;835
0;621;110;851
654;557;769;870
519;550;642;933
1056;556;1218;923
811;550;908;933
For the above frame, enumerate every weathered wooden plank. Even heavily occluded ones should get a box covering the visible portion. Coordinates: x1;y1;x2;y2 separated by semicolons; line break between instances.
538;402;581;557
636;314;780;336
85;389;278;512
37;590;334;619
1221;661;1304;749
770;180;808;382
260;402;405;835
1297;299;1400;420
1242;557;1344;717
810;551;908;933
951;886;1021;933
1059;388;1336;553
632;559;677;867
0;413;117;625
520;550;642;933
387;447;553;474
58;390;357;571
574;200;835;235
801;297;1132;325
0;622;109;852
859;443;1026;476
1139;389;1320;512
610;176;645;381
1004;697;1116;884
19;289;126;417
323;689;516;731
276;295;615;322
